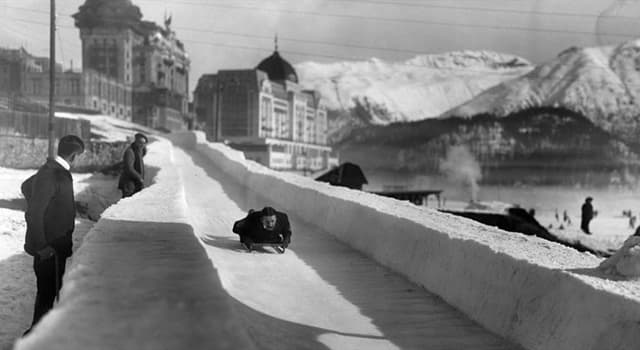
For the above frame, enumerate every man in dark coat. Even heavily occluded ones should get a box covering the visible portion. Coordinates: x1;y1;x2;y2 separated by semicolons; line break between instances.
118;133;147;198
232;207;292;251
581;197;594;234
21;135;85;334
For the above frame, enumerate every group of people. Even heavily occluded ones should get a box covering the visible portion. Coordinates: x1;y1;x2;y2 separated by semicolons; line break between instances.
550;197;596;234
19;131;292;335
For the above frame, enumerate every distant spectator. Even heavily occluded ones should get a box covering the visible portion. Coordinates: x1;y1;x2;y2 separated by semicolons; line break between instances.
563;210;571;225
630;215;637;229
232;207;292;252
118;133;147;198
555;209;560;222
581;197;594;235
21;135;85;334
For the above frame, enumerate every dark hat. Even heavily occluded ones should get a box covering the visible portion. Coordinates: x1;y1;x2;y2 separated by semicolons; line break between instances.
134;133;148;143
57;135;85;157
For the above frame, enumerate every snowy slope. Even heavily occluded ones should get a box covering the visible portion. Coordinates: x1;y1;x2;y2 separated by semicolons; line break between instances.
444;39;640;143
296;51;532;125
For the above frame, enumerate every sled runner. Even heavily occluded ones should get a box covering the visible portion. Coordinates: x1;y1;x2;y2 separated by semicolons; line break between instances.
242;242;286;254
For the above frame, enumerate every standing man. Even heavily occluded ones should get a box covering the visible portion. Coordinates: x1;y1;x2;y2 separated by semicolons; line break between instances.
581;197;594;235
21;135;85;334
118;133;147;198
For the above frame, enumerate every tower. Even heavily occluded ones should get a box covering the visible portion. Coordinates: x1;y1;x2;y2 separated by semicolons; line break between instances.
73;0;141;86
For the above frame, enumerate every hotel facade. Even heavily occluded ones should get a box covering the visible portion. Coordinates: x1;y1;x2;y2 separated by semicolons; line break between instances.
194;49;337;171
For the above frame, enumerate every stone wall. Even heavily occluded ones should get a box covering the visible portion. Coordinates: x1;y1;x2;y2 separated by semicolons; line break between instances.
0;135;128;172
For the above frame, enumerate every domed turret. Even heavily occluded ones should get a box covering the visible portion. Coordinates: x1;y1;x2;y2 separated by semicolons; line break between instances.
73;0;142;28
256;49;298;84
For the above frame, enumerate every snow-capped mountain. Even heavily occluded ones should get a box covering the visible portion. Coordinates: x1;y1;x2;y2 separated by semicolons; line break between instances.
444;39;640;144
295;51;532;137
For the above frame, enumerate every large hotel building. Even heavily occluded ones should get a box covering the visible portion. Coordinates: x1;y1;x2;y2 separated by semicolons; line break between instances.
0;0;191;131
194;48;337;172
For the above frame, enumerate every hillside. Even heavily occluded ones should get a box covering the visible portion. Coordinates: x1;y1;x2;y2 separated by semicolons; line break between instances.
334;40;640;185
444;39;640;147
295;51;532;142
338;107;640;186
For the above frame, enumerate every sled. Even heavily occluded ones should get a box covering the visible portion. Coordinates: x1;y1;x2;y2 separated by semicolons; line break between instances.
243;242;286;254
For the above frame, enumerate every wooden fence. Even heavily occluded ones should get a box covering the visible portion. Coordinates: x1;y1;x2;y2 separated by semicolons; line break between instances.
0;110;91;140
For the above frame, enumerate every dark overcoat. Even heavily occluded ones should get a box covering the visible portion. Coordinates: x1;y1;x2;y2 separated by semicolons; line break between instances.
21;159;75;257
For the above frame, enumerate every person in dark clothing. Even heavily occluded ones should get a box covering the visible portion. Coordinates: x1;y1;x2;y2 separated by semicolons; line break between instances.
118;133;147;198
232;207;292;251
581;197;594;234
21;135;85;334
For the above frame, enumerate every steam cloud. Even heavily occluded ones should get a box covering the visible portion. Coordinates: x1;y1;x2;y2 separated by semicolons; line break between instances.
439;145;482;202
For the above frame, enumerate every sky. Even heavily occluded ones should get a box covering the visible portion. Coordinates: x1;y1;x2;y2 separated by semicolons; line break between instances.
0;0;639;93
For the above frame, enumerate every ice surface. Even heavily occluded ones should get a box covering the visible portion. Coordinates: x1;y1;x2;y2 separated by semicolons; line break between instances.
181;131;640;350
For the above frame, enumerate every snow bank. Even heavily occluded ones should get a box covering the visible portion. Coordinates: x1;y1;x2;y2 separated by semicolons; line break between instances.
177;131;640;350
14;137;255;350
599;236;640;277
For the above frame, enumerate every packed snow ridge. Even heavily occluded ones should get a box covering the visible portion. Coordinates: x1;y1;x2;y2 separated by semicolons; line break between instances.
444;39;640;143
295;51;533;124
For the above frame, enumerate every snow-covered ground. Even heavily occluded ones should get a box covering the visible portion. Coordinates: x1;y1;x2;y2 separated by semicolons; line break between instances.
5;122;640;349
0;163;120;350
1;112;140;349
0;167;118;350
186;131;640;350
366;171;639;254
14;138;256;350
174;146;520;350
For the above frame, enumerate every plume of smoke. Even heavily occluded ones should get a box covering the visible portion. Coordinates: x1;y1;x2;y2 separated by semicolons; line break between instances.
439;145;482;202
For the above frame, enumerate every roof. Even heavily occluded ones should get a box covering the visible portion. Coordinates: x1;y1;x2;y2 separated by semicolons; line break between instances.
315;162;368;189
256;50;298;84
73;0;143;28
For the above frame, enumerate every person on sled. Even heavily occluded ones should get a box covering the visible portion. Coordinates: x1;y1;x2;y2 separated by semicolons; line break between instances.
232;206;292;252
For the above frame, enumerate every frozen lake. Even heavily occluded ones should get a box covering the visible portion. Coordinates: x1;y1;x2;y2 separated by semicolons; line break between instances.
364;170;640;253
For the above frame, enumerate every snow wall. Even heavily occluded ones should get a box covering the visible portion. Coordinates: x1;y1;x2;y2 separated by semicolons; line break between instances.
14;138;256;350
177;131;640;350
